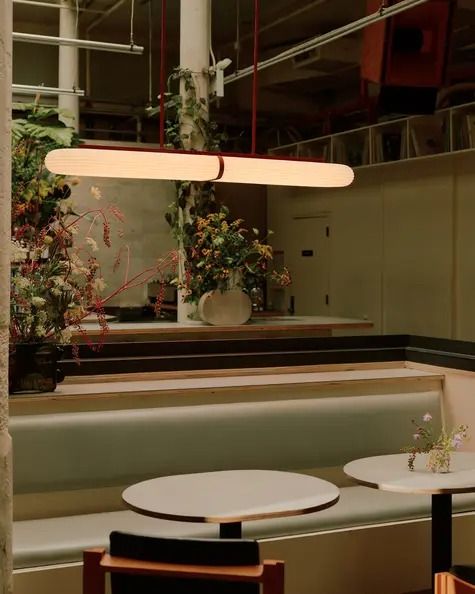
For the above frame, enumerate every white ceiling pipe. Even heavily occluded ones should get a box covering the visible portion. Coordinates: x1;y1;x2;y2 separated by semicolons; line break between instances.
12;32;144;54
225;0;431;85
13;0;105;13
12;84;85;96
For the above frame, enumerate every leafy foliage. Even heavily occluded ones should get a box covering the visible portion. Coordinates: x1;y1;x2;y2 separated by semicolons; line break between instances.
10;102;176;345
11;102;79;236
149;68;227;238
175;206;291;304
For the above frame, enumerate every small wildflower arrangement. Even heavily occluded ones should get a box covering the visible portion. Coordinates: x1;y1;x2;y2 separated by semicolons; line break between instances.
11;186;121;344
403;412;469;473
177;206;291;304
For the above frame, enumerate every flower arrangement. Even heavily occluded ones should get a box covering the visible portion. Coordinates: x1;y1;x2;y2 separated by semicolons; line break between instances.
10;101;177;352
176;206;291;304
403;412;469;473
11;185;177;350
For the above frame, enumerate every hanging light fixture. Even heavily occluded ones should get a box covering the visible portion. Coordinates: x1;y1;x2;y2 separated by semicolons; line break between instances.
45;148;354;187
44;0;354;189
46;149;222;182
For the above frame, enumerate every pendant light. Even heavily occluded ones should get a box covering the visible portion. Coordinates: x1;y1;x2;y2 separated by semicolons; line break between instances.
45;148;354;187
45;0;354;189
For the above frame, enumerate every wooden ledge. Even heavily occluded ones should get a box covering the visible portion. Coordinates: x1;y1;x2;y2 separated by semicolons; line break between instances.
9;363;443;416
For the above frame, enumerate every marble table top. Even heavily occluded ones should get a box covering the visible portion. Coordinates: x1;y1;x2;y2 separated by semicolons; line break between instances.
344;452;475;495
122;469;340;524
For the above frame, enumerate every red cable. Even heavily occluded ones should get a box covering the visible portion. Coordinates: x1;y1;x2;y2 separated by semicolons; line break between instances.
251;0;260;154
159;0;167;148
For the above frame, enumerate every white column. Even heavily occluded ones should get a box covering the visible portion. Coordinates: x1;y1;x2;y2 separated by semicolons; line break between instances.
179;0;210;150
58;0;79;130
177;0;210;322
0;0;13;592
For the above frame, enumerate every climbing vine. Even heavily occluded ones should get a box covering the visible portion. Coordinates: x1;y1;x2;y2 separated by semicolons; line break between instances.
149;67;227;239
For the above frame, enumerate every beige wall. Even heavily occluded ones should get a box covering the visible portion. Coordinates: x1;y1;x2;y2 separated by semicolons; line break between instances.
407;361;475;449
268;151;475;339
71;177;176;307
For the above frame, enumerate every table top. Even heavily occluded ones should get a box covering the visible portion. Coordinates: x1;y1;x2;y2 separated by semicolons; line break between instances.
344;452;475;495
122;469;340;524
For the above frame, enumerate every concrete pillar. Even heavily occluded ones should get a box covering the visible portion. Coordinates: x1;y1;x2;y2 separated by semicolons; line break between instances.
179;0;210;150
58;0;79;131
0;0;13;592
177;0;210;322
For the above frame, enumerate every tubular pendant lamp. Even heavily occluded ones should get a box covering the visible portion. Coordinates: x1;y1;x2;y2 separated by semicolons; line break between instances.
44;0;354;190
45;148;354;188
45;149;223;182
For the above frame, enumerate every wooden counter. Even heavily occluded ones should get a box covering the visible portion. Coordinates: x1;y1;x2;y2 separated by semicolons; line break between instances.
78;315;373;342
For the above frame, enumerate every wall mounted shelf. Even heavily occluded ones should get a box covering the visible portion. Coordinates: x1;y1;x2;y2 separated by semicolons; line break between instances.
269;100;475;169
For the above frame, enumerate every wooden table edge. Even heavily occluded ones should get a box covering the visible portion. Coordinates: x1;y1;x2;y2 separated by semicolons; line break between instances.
122;492;341;524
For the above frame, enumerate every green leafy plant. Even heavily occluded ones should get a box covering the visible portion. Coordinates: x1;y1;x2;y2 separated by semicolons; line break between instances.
403;412;469;472
11;101;79;236
175;206;291;304
149;67;227;238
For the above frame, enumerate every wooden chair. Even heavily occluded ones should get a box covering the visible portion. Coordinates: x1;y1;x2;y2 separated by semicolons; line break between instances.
436;567;475;594
83;531;285;594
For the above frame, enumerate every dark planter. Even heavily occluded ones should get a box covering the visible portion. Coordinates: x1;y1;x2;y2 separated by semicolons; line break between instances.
9;343;65;394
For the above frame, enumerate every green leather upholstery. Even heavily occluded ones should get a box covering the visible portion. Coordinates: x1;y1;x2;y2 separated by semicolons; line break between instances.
11;391;442;494
13;487;475;569
11;389;448;569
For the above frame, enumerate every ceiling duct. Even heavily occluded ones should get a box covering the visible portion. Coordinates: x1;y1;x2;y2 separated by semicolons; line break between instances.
292;37;360;72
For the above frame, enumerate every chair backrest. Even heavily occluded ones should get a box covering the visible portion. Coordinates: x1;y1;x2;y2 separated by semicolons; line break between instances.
83;532;284;594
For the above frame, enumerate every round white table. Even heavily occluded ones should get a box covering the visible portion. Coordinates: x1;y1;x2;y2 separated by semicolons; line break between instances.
344;452;475;590
122;469;340;538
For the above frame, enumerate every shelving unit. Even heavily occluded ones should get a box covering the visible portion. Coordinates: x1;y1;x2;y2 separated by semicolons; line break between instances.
269;101;475;168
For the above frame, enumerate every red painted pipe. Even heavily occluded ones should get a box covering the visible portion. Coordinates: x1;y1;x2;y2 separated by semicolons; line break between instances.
159;0;167;147
251;0;260;154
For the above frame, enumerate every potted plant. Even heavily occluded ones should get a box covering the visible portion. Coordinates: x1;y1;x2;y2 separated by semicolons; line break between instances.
175;206;290;325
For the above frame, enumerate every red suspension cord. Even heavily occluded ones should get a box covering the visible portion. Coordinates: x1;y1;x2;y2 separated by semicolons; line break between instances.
251;0;260;154
159;0;167;147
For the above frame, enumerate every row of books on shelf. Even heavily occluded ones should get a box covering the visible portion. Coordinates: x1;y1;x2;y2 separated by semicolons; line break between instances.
274;112;475;165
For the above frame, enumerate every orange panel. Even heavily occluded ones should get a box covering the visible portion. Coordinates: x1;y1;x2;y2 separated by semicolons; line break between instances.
361;0;388;83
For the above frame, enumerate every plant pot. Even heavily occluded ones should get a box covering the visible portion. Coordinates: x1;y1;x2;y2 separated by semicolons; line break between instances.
198;289;252;326
9;343;65;394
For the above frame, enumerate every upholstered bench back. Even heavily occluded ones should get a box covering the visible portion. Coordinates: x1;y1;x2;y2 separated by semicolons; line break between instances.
11;391;441;494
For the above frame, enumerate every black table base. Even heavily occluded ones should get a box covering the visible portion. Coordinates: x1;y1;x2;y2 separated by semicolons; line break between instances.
431;494;452;591
219;522;242;539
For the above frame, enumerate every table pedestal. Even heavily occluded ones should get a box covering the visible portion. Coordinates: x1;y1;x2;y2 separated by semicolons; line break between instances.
219;522;242;539
432;494;452;590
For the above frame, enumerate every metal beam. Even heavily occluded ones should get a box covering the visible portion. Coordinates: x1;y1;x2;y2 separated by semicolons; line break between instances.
225;0;431;85
86;0;130;34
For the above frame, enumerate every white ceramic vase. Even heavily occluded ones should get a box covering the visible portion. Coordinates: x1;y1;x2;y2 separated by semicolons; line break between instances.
198;288;252;326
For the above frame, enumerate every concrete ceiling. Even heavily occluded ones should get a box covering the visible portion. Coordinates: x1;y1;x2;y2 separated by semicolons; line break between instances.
12;0;475;147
